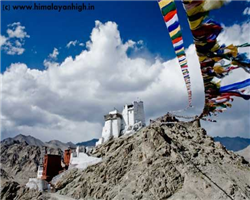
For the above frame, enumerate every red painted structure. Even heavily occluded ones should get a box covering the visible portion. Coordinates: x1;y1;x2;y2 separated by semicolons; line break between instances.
42;154;63;182
64;149;71;168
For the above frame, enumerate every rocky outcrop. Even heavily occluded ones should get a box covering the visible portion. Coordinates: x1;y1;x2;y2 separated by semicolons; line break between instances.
1;180;44;200
1;180;21;200
0;140;62;185
53;117;250;200
0;169;12;183
1;141;41;185
1;116;250;200
237;145;250;162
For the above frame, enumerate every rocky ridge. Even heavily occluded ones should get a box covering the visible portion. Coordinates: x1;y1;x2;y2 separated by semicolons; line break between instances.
52;117;250;200
1;116;250;200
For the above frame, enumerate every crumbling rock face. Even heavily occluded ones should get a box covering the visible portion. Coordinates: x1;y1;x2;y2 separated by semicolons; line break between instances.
54;119;250;200
1;180;21;200
1;140;62;185
0;180;44;200
0;169;12;183
1;141;40;186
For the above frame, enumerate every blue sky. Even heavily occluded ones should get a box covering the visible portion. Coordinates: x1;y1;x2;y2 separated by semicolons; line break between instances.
1;1;250;142
1;1;248;72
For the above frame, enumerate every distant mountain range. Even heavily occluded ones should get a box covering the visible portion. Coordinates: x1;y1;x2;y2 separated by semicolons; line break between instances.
2;134;45;147
2;134;249;152
1;134;98;150
213;136;250;151
76;139;98;147
1;134;76;151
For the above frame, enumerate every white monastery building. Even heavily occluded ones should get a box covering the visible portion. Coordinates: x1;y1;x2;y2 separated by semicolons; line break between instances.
96;101;146;146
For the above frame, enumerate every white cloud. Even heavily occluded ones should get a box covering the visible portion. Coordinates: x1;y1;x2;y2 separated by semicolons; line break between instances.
43;60;59;69
224;0;232;4
6;46;25;55
243;7;250;15
2;41;25;55
15;40;22;47
66;40;85;47
66;40;78;48
218;21;250;47
49;48;59;59
1;22;29;55
7;22;30;39
137;40;143;45
43;48;60;68
7;22;21;27
1;21;249;143
0;35;7;47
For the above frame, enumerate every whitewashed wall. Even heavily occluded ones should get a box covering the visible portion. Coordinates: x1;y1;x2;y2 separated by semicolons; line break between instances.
102;120;112;142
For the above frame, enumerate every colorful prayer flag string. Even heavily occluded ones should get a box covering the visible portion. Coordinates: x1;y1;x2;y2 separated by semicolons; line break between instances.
182;0;250;118
158;0;193;107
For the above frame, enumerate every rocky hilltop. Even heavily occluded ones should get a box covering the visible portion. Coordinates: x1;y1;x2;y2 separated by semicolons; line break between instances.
1;117;250;200
53;117;250;200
